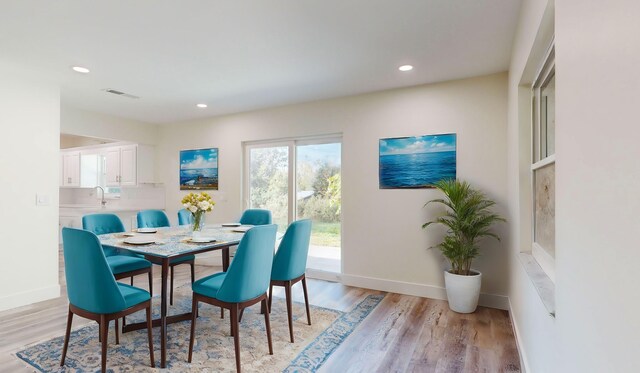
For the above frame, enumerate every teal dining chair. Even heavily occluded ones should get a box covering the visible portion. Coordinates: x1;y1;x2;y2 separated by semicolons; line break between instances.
269;219;313;342
60;227;154;373
137;209;195;305
238;209;272;225
178;208;193;225
188;224;277;373
82;214;153;294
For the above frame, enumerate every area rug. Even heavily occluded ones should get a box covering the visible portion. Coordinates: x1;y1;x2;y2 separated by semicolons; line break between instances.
16;290;384;372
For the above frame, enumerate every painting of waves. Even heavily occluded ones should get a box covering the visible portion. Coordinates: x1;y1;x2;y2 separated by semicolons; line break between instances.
379;134;456;189
180;148;219;190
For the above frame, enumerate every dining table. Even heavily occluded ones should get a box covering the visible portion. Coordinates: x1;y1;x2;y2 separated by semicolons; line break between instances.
99;224;248;368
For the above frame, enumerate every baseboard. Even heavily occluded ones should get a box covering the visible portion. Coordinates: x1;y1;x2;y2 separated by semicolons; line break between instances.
340;274;509;310
508;297;531;373
0;284;61;312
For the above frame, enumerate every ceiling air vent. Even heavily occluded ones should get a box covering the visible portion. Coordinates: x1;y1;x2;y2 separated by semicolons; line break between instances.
102;88;140;99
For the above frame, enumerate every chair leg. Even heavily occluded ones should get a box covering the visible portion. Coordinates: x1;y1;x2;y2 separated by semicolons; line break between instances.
268;283;273;313
146;306;155;367
262;298;273;355
130;276;134;286
188;296;198;363
221;307;224;319
285;281;294;343
170;265;175;306
100;315;108;373
231;304;241;373
239;308;245;323
115;318;119;345
302;276;311;325
148;269;153;296
60;309;73;366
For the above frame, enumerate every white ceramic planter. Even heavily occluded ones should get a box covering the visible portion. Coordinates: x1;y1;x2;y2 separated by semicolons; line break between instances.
444;270;482;313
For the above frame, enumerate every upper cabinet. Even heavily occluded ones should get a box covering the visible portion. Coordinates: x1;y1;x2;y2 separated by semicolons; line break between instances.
60;143;155;188
61;151;80;187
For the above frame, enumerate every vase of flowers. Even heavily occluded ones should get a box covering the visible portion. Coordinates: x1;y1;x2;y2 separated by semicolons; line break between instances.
181;192;215;235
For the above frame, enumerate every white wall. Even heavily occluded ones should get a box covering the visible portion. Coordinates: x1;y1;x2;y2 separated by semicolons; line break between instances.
555;1;640;371
505;1;557;371
0;64;61;311
61;105;159;145
158;73;510;306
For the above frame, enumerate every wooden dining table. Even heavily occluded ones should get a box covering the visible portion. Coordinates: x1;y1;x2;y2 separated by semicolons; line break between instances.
99;224;247;368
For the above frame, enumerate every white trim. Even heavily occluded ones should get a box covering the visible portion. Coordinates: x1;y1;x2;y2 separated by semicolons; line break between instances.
531;154;556;171
508;297;531;373
0;284;61;312
341;274;509;310
532;243;556;283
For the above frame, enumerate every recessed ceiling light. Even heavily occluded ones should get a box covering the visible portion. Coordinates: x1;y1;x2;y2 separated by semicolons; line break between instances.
398;65;414;72
71;66;90;73
196;103;208;108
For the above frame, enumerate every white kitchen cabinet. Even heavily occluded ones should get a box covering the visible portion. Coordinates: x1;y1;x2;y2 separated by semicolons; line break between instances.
61;151;80;187
104;144;155;187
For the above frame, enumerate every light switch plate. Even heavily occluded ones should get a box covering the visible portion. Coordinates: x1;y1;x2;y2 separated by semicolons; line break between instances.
36;194;50;206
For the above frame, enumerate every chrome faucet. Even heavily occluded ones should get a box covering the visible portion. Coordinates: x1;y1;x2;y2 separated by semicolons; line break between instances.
96;186;107;207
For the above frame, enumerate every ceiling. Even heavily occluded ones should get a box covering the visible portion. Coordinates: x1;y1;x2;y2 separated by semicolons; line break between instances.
0;1;521;124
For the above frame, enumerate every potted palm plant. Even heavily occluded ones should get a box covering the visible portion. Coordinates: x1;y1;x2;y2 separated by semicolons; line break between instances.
422;179;505;313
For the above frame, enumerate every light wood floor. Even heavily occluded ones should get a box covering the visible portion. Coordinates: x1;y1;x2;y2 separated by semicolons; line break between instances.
0;251;520;372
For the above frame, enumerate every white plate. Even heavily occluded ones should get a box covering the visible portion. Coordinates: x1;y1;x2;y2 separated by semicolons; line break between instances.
189;237;217;243
137;228;158;233
232;226;253;233
124;236;156;245
221;223;241;227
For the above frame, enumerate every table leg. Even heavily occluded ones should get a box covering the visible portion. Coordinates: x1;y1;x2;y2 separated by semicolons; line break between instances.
160;259;169;368
222;247;230;271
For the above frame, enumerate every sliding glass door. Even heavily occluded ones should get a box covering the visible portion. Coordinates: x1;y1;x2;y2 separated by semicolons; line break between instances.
245;137;342;274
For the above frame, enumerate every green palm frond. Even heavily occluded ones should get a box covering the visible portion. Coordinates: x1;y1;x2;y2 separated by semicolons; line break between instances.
422;179;505;275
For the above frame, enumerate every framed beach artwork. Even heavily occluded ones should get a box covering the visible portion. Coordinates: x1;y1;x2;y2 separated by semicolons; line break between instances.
180;148;219;190
379;133;456;189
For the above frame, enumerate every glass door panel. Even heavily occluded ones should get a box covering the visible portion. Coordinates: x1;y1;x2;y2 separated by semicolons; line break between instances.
296;142;341;273
247;146;289;233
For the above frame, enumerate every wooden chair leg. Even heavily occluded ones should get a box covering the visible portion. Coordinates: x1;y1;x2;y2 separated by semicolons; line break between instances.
170;265;175;306
188;296;198;363
231;304;241;373
221;307;224;319
115;318;119;345
262;298;273;355
100;315;108;373
60;309;73;366
146;305;155;367
130;276;134;286
239;308;245;323
285;281;294;343
302;276;311;325
268;283;273;313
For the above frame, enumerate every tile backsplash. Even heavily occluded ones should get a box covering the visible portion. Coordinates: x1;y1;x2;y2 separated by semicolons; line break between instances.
60;184;165;210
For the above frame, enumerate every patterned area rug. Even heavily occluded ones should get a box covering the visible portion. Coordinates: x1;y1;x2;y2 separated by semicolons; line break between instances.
16;290;384;372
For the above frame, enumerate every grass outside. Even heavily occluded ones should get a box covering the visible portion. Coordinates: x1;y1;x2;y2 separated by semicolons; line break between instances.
309;221;341;247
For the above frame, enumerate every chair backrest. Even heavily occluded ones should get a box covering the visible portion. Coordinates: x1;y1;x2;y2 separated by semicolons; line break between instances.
62;227;127;314
82;213;126;235
216;224;278;303
137;209;171;228
238;209;272;225
177;208;193;226
271;219;312;281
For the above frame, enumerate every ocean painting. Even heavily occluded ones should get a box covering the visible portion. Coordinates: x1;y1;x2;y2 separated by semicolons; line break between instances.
180;148;219;190
379;134;456;189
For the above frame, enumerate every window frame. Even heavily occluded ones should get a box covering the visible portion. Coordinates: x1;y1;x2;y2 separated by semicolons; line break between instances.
530;42;556;282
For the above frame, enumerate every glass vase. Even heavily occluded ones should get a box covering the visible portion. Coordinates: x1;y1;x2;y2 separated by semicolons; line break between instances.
191;211;205;237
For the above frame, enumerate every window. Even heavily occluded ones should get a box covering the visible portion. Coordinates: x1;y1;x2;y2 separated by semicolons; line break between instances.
244;136;342;275
531;44;555;281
